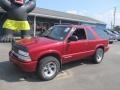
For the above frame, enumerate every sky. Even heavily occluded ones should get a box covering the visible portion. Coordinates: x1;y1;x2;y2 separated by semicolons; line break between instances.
36;0;120;28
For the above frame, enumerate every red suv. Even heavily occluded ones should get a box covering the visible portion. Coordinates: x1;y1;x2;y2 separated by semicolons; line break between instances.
9;25;109;81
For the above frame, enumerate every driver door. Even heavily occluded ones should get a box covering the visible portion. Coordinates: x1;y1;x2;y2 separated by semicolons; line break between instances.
63;28;88;63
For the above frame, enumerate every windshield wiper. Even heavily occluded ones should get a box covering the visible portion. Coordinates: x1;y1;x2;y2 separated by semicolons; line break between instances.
41;35;52;39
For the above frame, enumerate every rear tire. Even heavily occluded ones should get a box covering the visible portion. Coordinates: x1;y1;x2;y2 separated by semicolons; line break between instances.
37;56;60;81
109;41;113;44
92;48;104;64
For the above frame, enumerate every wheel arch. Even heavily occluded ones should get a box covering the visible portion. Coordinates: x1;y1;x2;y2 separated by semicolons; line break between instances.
95;45;105;52
36;52;62;70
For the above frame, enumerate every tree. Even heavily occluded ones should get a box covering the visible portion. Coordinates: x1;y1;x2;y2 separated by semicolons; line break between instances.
114;26;120;32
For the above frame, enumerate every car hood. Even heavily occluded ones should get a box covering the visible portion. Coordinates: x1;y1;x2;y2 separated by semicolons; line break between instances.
16;37;59;49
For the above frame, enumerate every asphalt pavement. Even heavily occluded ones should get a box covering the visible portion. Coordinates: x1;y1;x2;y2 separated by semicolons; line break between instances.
0;42;120;90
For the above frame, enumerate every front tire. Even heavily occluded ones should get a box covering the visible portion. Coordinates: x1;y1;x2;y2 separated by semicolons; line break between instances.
93;48;104;64
37;56;60;81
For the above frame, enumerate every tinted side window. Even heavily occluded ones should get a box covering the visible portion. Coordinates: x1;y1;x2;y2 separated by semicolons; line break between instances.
94;27;108;39
86;29;96;40
72;28;86;40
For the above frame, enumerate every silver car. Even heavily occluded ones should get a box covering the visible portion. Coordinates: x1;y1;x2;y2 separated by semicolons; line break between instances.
104;30;116;44
111;31;120;41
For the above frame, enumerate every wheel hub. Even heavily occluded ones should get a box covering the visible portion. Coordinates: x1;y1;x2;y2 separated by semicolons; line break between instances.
96;49;103;62
43;62;57;78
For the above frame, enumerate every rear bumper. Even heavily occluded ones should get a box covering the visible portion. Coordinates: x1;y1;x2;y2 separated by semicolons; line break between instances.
9;52;37;72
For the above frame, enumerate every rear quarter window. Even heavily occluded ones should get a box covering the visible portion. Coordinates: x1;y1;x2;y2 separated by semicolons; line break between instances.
94;27;108;39
86;29;96;40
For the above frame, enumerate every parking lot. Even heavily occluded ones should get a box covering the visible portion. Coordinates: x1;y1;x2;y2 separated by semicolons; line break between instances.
0;42;120;90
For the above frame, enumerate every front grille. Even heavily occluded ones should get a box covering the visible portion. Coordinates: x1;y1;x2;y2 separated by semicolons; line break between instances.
12;45;19;54
12;51;18;58
12;42;28;54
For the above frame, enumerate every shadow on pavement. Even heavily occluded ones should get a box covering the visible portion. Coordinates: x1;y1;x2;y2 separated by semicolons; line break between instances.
0;59;93;82
62;58;93;71
0;61;41;82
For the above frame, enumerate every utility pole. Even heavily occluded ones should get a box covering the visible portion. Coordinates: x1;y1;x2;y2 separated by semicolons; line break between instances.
34;15;36;37
111;21;113;29
113;7;116;29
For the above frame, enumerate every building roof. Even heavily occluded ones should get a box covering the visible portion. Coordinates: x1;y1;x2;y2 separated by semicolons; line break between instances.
0;7;105;25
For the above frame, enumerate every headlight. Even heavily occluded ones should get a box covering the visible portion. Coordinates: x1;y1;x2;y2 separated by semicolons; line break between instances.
13;50;31;62
18;50;29;57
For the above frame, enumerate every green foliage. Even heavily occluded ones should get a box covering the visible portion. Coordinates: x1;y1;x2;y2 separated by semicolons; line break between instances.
114;26;120;32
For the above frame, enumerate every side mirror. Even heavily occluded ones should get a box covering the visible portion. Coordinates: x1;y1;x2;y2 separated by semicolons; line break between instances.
68;35;78;42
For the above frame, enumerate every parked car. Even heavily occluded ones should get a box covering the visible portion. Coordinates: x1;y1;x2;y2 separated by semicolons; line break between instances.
104;30;116;44
111;30;120;41
9;25;109;81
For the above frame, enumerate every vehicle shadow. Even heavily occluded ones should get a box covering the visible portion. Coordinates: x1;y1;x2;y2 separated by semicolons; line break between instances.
0;59;93;82
62;58;93;71
0;61;41;82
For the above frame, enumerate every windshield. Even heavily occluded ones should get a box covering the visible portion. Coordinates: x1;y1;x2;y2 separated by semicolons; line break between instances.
41;26;71;41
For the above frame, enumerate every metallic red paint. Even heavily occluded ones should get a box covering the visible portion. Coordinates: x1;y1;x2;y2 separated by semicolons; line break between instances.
9;25;109;72
9;52;37;72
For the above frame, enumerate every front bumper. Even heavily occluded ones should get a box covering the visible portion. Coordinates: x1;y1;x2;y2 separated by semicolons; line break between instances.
9;52;37;72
